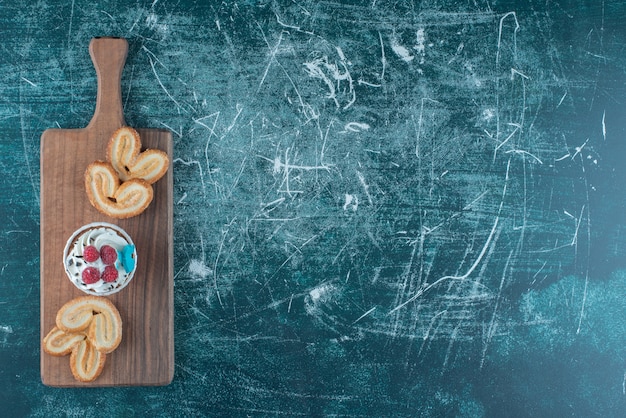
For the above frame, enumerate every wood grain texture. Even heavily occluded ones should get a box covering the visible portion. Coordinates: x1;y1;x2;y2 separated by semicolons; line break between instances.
40;37;173;387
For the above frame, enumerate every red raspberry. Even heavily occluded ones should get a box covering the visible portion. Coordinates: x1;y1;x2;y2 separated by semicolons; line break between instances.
101;265;119;282
100;245;118;265
82;267;101;284
83;245;99;263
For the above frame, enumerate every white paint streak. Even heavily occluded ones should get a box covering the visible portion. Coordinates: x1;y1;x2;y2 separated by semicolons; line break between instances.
414;28;426;64
176;192;187;204
305;282;337;316
21;77;37;87
303;47;356;109
343;194;359;211
342;122;370;133
189;259;212;279
391;40;414;62
356;171;373;205
173;158;206;198
352;307;376;324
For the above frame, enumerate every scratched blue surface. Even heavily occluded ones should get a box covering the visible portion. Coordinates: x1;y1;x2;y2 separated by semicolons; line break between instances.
1;0;625;416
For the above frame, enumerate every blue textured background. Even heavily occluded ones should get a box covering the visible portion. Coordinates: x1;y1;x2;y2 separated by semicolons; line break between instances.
1;0;625;416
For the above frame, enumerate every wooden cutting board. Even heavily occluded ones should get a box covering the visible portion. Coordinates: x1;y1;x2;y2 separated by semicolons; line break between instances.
40;37;173;387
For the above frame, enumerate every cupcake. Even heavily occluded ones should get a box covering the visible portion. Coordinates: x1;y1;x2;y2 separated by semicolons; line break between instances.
63;222;137;296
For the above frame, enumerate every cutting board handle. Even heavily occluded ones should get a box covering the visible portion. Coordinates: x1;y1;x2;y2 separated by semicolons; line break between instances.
87;37;128;130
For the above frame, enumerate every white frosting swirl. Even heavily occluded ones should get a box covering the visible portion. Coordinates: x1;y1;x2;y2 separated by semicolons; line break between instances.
64;222;137;296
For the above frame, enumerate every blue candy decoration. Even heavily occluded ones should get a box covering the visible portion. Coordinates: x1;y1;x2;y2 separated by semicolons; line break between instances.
120;245;136;273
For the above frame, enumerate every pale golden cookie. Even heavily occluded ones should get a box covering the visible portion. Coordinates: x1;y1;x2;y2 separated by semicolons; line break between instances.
42;327;86;356
107;126;169;184
69;339;106;383
42;296;122;382
56;296;122;341
85;161;153;219
85;126;168;218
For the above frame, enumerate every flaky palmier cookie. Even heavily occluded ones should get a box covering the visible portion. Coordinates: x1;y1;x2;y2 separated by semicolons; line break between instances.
85;161;153;219
88;312;122;353
42;327;86;356
70;339;106;383
56;296;122;350
43;296;122;382
107;126;169;184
